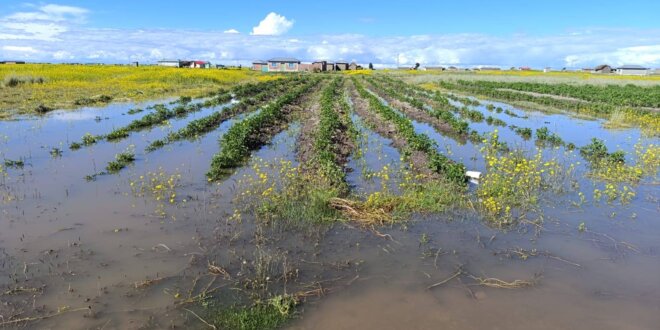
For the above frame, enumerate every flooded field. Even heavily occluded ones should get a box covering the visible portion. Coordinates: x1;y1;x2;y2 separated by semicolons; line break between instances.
0;74;658;329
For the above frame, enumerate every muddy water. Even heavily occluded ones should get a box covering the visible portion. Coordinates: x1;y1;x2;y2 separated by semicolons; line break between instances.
0;90;659;330
346;113;403;196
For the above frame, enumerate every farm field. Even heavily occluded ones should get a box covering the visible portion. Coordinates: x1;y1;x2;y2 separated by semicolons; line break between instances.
0;70;659;329
0;64;265;119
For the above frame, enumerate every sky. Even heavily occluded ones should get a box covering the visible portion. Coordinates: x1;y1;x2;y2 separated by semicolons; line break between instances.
1;0;660;68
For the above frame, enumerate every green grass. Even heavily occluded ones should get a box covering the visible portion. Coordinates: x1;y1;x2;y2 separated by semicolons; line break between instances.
209;303;293;330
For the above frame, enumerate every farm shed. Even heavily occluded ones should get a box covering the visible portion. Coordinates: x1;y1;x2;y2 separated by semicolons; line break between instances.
252;60;267;71
593;64;612;73
158;60;181;68
348;62;361;70
312;61;331;72
191;61;210;68
335;62;349;71
267;57;301;72
616;65;649;76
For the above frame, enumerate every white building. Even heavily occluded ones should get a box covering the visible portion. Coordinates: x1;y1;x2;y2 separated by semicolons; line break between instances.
158;60;181;68
616;65;649;76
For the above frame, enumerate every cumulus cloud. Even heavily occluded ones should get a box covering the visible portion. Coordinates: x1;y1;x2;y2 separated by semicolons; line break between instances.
6;4;88;23
223;29;240;34
0;5;658;69
0;3;88;41
251;12;293;36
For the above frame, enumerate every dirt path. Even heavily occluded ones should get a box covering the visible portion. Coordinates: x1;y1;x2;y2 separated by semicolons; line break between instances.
298;80;355;177
296;86;324;166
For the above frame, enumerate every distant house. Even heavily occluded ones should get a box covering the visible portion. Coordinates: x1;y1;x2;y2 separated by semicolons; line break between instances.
519;66;532;71
267;57;301;72
616;65;649;76
190;61;210;68
447;66;459;71
480;67;500;71
425;66;446;71
252;60;267;71
0;60;26;65
312;60;335;72
158;60;181;68
299;63;313;72
593;64;612;73
335;62;349;71
348;62;359;70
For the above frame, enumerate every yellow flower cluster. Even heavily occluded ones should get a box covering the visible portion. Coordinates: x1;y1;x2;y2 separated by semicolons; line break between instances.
129;168;182;217
477;130;562;223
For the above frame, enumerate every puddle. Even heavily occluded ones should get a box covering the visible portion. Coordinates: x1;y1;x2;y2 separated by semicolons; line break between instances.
0;86;659;329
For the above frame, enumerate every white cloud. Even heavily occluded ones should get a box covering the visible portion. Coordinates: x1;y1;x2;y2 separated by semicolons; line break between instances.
3;45;38;53
0;4;88;41
0;5;658;70
53;50;73;59
251;12;293;36
6;4;87;23
223;29;239;34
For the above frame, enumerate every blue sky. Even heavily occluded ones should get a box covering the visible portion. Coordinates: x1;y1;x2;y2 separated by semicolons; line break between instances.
1;1;660;67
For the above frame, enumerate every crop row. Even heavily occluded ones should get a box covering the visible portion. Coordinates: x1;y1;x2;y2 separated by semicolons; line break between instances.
435;79;660;119
353;78;467;184
366;77;472;135
207;77;320;180
312;77;355;191
457;80;660;108
146;77;306;151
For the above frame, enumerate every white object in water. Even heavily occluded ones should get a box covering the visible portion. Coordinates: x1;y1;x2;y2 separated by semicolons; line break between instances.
465;170;481;184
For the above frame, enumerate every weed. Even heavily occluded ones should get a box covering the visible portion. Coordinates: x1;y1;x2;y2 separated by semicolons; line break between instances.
105;152;135;174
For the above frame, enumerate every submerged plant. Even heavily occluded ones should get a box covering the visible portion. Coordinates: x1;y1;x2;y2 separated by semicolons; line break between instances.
106;151;135;173
477;130;567;224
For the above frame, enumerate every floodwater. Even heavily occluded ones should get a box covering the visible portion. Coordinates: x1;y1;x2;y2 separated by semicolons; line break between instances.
0;87;659;329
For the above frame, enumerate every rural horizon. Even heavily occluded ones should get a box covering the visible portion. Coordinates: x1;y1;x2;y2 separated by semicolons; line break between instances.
1;1;659;330
1;1;660;68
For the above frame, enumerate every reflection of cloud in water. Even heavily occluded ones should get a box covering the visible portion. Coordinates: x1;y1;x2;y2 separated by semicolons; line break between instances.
48;110;101;121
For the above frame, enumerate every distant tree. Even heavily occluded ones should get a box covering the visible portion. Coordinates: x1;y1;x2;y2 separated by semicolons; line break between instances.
368;62;374;70
413;63;420;70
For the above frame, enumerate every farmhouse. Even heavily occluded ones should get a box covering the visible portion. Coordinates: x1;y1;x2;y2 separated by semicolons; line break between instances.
593;64;613;73
616;65;649;76
312;61;335;72
158;60;181;68
252;60;267;71
267;58;301;72
335;62;349;71
190;61;211;68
